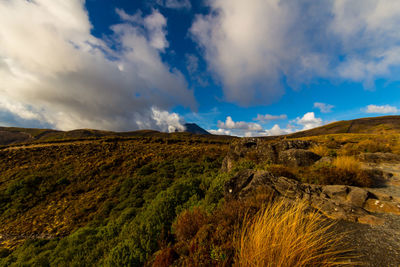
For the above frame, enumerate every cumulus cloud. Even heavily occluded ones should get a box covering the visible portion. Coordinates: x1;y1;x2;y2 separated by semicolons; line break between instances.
0;0;195;131
295;112;323;130
208;116;264;136
331;0;400;87
208;128;231;136
191;0;400;106
263;124;293;136
254;114;287;123
209;115;296;137
217;116;262;131
209;112;324;137
156;0;191;10
151;107;185;132
116;8;169;51
365;104;398;114
314;102;334;113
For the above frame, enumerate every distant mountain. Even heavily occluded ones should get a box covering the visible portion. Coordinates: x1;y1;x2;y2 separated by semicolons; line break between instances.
287;115;400;138
184;123;211;135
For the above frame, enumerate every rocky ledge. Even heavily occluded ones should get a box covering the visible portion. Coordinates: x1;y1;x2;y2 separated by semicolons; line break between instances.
224;169;400;225
221;138;320;172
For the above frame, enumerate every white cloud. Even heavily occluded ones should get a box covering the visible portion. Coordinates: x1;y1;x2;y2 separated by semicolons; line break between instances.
151;107;185;132
263;124;293;136
314;102;334;113
209;112;323;137
157;0;191;10
210;116;294;137
365;104;398;114
191;0;400;106
0;1;195;131
115;8;168;51
254;114;287;123
295;112;323;130
208;128;231;136
217;116;262;131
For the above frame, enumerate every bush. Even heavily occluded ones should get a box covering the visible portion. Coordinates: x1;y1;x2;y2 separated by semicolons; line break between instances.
303;162;373;187
266;164;298;181
151;246;177;267
232;159;256;172
0;248;10;258
357;139;391;153
173;207;209;243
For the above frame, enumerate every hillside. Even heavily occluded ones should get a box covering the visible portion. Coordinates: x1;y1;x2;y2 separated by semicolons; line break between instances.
287;115;400;138
0;133;234;265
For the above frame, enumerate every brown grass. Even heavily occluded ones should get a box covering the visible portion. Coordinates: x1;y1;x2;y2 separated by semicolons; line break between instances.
333;156;361;172
310;144;330;157
235;200;353;267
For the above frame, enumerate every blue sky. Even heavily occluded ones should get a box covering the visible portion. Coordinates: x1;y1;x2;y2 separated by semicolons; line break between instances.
0;0;400;136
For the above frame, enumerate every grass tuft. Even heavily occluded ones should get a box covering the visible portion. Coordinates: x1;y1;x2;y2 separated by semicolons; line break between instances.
333;156;361;173
235;200;354;267
310;144;331;157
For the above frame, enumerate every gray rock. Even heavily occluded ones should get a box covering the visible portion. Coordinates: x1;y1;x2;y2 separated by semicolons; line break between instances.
221;139;315;172
347;187;368;207
224;169;255;198
278;149;321;167
322;185;348;201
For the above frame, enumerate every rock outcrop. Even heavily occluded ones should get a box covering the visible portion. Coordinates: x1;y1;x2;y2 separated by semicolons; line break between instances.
358;152;400;163
224;169;400;225
221;138;320;172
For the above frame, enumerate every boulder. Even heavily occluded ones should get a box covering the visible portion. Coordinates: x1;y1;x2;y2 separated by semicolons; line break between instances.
346;187;368;207
322;185;348;201
224;169;255;198
278;149;321;167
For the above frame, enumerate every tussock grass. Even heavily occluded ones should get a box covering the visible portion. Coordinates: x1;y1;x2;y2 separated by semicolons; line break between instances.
333;156;361;172
235;200;353;267
310;144;330;157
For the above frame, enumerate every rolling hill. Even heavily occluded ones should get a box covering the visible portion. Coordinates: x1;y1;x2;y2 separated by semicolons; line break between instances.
286;115;400;138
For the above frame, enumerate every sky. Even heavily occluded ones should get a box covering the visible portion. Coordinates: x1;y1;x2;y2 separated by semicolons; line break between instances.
1;0;400;136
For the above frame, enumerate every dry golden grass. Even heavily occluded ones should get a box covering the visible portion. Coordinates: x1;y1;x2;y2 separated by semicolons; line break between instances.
310;144;330;157
333;156;361;172
235;200;353;267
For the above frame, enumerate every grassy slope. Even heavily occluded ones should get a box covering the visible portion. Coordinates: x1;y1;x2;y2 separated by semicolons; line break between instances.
287;115;400;138
0;133;233;266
